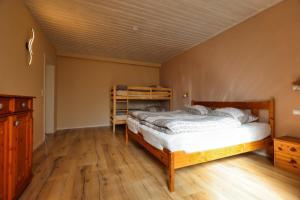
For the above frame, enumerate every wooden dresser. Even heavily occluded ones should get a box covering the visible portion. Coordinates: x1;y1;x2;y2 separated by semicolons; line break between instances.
0;95;34;200
274;136;300;175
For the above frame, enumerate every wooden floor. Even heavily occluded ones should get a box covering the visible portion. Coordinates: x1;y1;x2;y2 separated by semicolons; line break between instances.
20;127;300;200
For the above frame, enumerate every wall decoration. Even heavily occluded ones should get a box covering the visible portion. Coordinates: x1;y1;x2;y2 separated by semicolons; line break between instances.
25;28;35;66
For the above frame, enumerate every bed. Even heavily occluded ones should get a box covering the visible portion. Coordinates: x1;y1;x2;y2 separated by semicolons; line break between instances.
125;99;275;192
111;85;172;133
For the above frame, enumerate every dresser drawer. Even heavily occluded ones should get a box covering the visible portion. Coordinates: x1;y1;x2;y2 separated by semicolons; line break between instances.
274;141;300;157
0;98;10;115
14;98;32;112
275;152;300;175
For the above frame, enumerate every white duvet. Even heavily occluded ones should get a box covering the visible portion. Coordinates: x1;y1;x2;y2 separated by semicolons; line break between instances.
127;117;271;153
130;110;241;135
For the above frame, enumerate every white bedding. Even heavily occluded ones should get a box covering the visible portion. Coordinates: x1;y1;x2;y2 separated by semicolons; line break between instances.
115;115;127;120
116;90;128;96
130;110;241;135
127;117;271;153
127;117;140;133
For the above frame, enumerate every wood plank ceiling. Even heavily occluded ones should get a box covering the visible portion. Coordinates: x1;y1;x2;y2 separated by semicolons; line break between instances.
25;0;282;64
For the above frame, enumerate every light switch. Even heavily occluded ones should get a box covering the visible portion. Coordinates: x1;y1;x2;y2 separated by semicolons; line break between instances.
292;85;300;91
292;109;300;116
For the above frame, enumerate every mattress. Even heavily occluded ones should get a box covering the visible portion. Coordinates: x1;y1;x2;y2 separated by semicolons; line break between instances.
115;115;127;121
127;117;271;153
116;90;169;97
116;90;128;96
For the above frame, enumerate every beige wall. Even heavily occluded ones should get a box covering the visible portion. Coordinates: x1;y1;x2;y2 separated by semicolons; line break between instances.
0;0;56;149
45;65;55;134
56;56;159;130
161;0;300;137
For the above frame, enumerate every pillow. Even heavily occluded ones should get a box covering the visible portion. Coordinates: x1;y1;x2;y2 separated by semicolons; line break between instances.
184;105;210;115
145;105;167;112
214;107;258;124
246;113;258;123
242;109;259;123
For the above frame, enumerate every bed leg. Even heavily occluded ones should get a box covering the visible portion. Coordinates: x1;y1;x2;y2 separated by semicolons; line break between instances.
168;152;175;192
125;125;128;145
113;122;116;134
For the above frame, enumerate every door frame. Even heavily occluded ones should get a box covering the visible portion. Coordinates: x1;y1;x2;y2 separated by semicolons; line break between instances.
43;54;56;135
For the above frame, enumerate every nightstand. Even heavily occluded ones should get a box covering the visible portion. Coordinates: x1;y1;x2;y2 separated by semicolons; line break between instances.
274;136;300;175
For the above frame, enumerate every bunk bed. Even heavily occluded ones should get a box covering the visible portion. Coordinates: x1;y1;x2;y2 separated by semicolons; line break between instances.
111;86;172;133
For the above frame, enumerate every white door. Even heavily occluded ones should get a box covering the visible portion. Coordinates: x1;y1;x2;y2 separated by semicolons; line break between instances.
45;65;55;134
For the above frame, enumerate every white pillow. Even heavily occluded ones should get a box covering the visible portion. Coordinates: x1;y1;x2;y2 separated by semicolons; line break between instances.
184;105;210;115
246;113;258;123
214;107;258;124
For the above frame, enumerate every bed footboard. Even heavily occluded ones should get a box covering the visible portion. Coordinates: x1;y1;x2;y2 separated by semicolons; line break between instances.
125;98;275;192
125;126;272;192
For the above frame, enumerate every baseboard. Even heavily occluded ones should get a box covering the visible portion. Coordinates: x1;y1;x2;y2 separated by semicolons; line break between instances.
56;123;111;131
33;139;46;151
45;131;56;135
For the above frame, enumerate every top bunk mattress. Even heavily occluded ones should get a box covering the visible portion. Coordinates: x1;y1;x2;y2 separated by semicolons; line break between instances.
127;117;271;153
116;90;171;97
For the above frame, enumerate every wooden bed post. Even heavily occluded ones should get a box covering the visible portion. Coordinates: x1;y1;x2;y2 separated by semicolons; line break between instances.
169;89;173;111
112;86;116;134
268;98;275;159
269;98;275;138
166;149;175;192
125;125;128;145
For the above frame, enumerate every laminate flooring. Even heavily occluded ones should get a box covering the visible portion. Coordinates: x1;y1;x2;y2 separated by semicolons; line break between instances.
20;127;300;200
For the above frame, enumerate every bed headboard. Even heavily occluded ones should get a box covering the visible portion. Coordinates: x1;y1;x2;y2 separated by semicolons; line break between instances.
191;99;275;138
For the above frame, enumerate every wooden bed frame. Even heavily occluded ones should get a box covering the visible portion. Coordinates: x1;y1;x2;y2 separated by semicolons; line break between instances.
125;99;275;192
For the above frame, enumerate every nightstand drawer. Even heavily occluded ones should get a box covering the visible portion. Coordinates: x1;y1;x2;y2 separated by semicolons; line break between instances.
0;98;10;115
14;98;32;112
275;152;300;175
274;141;300;157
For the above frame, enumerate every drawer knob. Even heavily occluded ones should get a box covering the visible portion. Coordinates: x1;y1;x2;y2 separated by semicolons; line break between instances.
21;102;27;108
14;120;21;127
0;103;3;110
290;147;297;152
289;159;297;165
